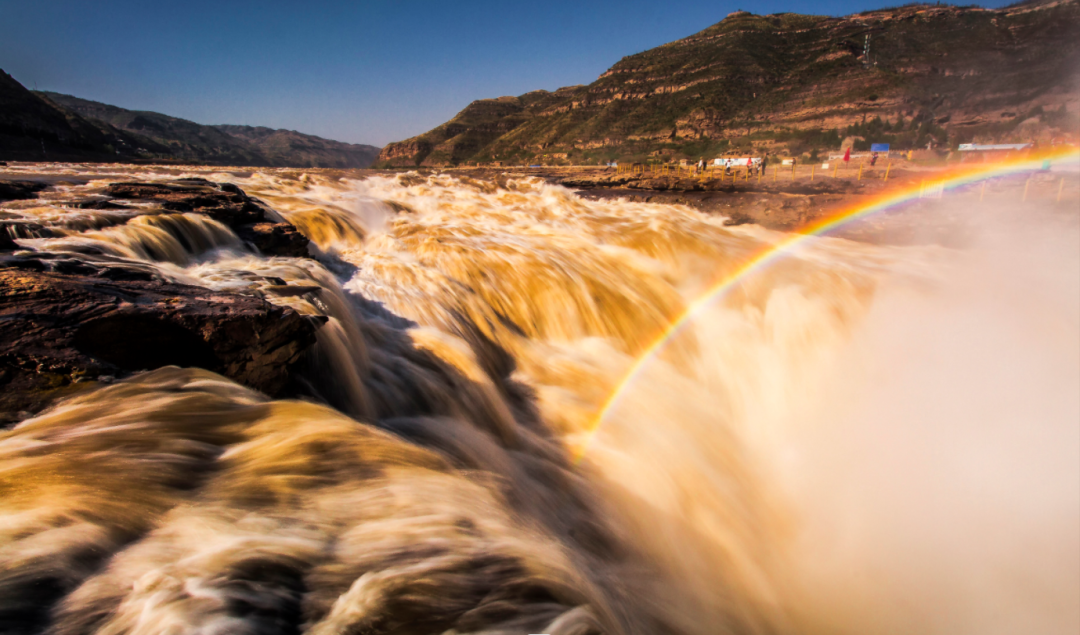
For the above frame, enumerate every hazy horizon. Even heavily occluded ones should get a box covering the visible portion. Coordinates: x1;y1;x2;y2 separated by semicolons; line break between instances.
3;0;1019;147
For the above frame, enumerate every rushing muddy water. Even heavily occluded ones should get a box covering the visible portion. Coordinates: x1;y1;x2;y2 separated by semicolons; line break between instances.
1;164;1077;634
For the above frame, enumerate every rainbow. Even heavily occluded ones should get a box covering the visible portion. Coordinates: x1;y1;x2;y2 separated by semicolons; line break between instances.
573;147;1079;463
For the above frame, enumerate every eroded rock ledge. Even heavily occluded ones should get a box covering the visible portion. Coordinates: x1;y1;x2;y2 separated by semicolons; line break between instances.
104;177;310;257
0;178;327;425
0;268;322;425
0;180;48;202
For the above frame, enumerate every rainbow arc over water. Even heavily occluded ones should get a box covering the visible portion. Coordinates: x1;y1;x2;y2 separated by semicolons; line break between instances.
573;148;1079;463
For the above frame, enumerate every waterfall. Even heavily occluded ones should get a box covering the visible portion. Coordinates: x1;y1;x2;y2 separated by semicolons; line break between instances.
0;165;1076;635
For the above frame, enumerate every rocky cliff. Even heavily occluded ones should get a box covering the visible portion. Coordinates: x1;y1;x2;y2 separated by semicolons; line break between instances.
377;0;1080;166
376;88;580;167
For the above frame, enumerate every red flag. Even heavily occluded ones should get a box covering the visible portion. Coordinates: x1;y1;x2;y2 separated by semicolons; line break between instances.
842;147;851;162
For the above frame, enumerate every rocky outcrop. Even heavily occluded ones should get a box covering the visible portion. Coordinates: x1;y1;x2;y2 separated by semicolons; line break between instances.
377;97;526;167
0;178;328;424
103;178;312;257
235;222;310;258
377;140;434;167
105;179;270;226
0;267;321;424
0;180;47;202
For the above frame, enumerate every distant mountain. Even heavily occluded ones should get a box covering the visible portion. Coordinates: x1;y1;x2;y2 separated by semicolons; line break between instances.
37;91;381;168
211;124;380;169
36;91;267;165
377;0;1080;167
0;72;379;167
0;70;165;162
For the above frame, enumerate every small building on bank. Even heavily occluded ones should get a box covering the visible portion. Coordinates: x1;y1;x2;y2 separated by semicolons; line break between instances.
957;143;1032;161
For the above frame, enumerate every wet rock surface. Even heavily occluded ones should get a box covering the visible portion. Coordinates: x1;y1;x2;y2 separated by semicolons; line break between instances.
0;179;47;202
1;220;59;240
236;221;310;258
0;267;320;425
67;197;131;210
0;178;331;425
103;178;312;257
105;178;273;226
0;250;164;281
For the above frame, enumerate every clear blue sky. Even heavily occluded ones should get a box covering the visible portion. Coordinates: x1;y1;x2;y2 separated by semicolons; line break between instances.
0;0;1016;146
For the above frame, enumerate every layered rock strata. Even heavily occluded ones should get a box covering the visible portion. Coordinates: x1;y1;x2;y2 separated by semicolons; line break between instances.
378;0;1080;166
0;178;324;425
0;268;320;424
103;178;311;258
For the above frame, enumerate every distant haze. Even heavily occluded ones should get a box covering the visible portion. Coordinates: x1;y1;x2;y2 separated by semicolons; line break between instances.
2;0;1017;146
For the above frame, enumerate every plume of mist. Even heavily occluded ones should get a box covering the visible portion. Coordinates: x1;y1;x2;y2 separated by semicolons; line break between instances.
776;197;1080;635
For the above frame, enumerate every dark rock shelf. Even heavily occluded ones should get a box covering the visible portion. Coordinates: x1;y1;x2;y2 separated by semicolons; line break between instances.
0;261;320;426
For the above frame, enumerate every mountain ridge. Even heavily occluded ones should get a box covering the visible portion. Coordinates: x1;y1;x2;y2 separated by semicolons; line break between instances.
0;73;380;167
376;0;1080;167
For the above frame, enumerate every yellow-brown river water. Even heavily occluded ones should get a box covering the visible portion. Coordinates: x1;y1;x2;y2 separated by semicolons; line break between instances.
1;164;1077;635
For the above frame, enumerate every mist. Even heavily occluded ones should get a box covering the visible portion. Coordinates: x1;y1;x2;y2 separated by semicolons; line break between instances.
778;199;1080;634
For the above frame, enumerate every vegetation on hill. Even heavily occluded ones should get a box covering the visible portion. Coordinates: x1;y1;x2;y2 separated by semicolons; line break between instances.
377;0;1080;167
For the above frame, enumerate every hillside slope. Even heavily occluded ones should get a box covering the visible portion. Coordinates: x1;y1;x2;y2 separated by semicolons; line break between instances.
0;73;380;167
37;91;266;165
0;70;169;162
212;124;380;169
377;0;1080;167
37;92;381;168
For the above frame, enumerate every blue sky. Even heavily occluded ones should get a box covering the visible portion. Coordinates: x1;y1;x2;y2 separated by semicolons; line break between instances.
0;0;1016;146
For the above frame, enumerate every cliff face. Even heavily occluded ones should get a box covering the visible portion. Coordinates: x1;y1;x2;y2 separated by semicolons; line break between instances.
377;88;581;167
377;0;1080;166
0;76;381;167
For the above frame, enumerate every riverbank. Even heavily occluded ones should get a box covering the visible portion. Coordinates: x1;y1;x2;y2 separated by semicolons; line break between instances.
4;160;1078;247
431;162;1080;245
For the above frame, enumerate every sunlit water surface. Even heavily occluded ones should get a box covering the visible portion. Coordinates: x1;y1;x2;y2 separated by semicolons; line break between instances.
1;163;1076;635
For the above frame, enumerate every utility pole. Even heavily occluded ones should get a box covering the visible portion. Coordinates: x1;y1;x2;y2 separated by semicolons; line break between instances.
863;34;872;67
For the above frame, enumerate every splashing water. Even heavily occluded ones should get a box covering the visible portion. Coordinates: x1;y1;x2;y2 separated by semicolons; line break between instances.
1;163;1076;634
